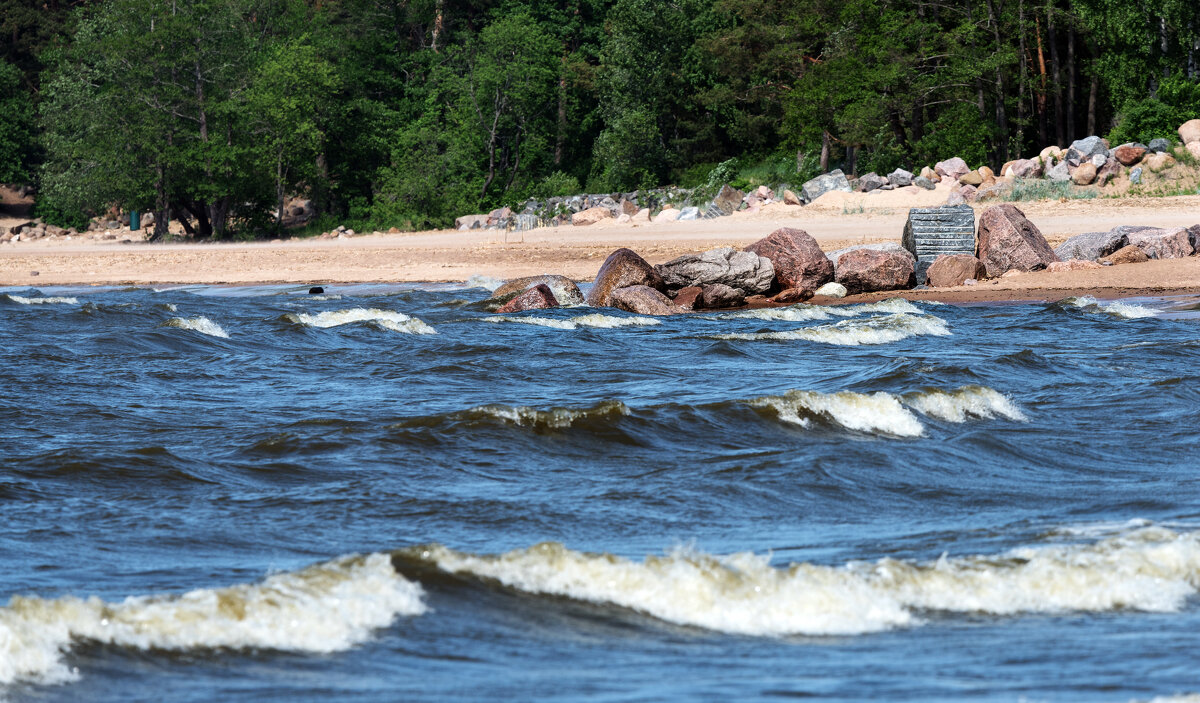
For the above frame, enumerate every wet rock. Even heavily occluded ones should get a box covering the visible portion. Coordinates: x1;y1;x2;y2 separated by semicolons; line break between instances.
671;286;703;310
888;169;914;187
610;285;683;316
587;248;667;307
800;169;852;203
926;254;986;287
699;283;745;309
1046;259;1103;273
770;287;814;304
493;274;585;306
834;249;916;294
976;204;1058;277
1100;245;1149;265
935;157;970;182
1054;230;1129;261
496;284;560;313
1113;143;1147;166
308;286;325;295
656;247;775;294
744;227;834;293
1127;227;1194;259
572;206;613;226
813;282;847;298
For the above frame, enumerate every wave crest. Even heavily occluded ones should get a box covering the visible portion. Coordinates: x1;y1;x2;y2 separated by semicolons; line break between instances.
0;553;425;686
163;316;229;338
715;313;951;346
902;385;1028;422
1062;295;1158;319
4;294;78;305
486;314;660;330
750;390;925;437
456;400;630;430
286;308;436;335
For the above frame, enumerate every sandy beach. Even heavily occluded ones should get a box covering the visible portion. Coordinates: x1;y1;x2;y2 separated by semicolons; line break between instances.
3;190;1200;302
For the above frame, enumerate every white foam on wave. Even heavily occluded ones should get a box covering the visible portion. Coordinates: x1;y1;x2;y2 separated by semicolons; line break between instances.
307;294;343;301
0;553;425;687
412;525;1200;637
751;390;925;437
1064;295;1159;319
828;298;926;316
464;274;504;292
902;385;1028;423
486;314;660;330
163;316;229;338
4;294;78;305
461;400;630;429
717;306;834;322
716;313;950;346
287;308;436;335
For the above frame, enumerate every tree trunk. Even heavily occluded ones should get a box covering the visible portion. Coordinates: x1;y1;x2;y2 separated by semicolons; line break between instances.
555;54;567;166
820;131;830;173
1067;25;1076;140
1160;16;1170;79
431;0;444;52
1087;38;1100;136
986;0;1009;164
153;162;170;241
1018;0;1028;154
276;153;285;228
1047;2;1064;146
208;197;231;238
1036;15;1049;146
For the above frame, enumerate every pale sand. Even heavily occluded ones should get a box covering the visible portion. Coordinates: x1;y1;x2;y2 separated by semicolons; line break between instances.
2;190;1200;303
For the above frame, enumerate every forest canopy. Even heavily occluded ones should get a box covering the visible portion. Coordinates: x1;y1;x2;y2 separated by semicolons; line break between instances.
2;0;1199;235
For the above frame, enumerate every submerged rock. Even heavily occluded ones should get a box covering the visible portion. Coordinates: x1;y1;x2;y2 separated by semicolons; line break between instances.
496;284;559;313
976;204;1058;277
493;274;584;307
587;248;666;307
610;285;683;316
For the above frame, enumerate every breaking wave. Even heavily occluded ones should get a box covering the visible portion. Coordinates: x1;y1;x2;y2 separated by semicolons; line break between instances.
397;525;1200;637
4;294;79;305
1062;295;1159;319
0;553;425;686
715;313;951;346
285;308;436;335
486;314;660;330
901;385;1028;422
420;400;631;431
163;316;229;338
716;298;926;323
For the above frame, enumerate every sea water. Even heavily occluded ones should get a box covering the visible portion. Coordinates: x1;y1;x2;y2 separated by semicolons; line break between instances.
1;284;1199;701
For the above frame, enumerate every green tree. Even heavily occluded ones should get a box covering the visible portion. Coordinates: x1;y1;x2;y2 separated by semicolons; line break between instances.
0;58;34;183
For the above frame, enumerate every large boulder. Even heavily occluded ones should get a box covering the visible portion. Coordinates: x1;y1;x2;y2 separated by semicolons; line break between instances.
1179;119;1200;146
800;169;853;203
1008;159;1042;178
654;208;681;223
1144;152;1176;171
888;169;914;187
926;254;987;287
1072;162;1098;185
610;285;683;316
857;172;888;192
1148;138;1171;153
496;284;559;313
959;170;984;186
713;185;745;215
1113;144;1147;166
1067;135;1108;164
671;286;703;310
1054;230;1129;262
1127;227;1194;259
976;204;1059;277
699;283;745;309
1100;245;1149;265
572;206;613;226
587;248;666;307
655;247;775;294
834;249;916;294
492;274;584;306
1046;161;1071;181
935;157;970;182
455;214;488;230
744;227;834;293
826;242;913;272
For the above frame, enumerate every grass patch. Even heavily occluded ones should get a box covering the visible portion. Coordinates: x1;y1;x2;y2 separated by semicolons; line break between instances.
1003;179;1098;202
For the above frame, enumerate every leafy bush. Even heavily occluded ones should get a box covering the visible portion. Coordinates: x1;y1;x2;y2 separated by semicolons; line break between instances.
532;171;581;198
914;102;991;169
1108;74;1200;146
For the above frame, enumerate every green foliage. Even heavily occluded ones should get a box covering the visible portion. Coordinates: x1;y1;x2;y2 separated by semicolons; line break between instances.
588;107;665;191
1108;74;1200;146
533;171;582;198
914;104;992;172
0;59;34;182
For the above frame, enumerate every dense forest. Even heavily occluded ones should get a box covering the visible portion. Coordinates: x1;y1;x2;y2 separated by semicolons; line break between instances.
2;0;1199;237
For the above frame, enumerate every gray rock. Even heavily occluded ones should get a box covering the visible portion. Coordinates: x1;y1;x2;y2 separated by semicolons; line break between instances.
902;204;977;283
814;282;847;298
699;283;745;309
1069;136;1109;161
1148;138;1171;153
857;172;888;192
491;274;585;307
800;169;852;203
1090;154;1107;168
913;176;936;190
1054;230;1130;261
1130;166;1143;184
712;185;744;215
677;206;701;221
888;169;914;187
1047;161;1072;181
655;247;775;294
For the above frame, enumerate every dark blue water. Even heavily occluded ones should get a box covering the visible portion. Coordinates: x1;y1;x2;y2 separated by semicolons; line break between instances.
2;284;1199;702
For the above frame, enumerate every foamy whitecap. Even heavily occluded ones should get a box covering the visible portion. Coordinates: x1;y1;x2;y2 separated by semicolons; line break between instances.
750;390;925;437
486;314;659;330
0;553;425;686
4;294;79;305
163;316;229;338
716;313;950;346
828;298;926;317
716;306;834;322
901;385;1028;423
1063;295;1158;319
307;294;343;301
464;274;504;292
287;308;436;335
405;526;1200;637
459;400;630;429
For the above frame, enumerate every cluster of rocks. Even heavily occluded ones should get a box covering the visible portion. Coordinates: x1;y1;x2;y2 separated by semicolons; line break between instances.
1;220;80;244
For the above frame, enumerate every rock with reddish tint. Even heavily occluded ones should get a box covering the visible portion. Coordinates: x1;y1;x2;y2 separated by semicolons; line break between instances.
699;283;745;309
492;274;584;306
1127;227;1194;259
572;206;613;226
1100;245;1150;265
609;285;683;316
1113;144;1147;166
770;288;815;304
744;227;834;292
782;189;802;206
1046;259;1104;273
935;157;970;182
587;248;667;307
976;204;1059;277
926;254;986;287
496;284;559;313
620;199;639;216
1179;119;1200;145
672;286;703;310
1006;159;1042;178
834;249;916;294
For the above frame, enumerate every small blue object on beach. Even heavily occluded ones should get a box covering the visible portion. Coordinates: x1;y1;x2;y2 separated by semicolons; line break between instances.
129;210;140;231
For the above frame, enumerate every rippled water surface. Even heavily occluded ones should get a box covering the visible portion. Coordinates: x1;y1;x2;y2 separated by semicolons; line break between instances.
2;283;1200;701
